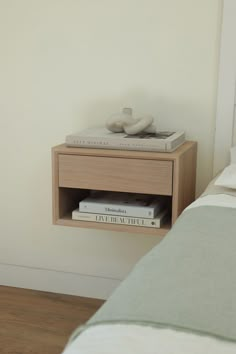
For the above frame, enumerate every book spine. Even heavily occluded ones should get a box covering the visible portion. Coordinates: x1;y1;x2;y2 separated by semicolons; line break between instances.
79;202;160;218
66;136;166;152
72;211;162;228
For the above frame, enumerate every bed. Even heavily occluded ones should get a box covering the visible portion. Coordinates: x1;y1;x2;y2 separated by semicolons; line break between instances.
61;160;236;354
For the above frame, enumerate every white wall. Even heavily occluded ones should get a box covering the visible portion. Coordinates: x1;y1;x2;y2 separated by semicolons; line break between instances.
0;0;222;299
213;0;236;175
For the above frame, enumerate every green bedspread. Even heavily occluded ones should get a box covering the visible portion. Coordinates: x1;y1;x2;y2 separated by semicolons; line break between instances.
71;206;236;342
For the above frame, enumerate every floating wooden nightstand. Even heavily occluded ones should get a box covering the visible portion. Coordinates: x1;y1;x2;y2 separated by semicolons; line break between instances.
52;141;197;236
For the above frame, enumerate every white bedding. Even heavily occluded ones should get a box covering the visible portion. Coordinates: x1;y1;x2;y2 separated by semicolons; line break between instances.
63;324;236;354
186;193;236;210
63;193;236;354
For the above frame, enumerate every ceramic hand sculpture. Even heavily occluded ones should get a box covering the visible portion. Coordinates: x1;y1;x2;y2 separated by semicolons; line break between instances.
106;108;157;135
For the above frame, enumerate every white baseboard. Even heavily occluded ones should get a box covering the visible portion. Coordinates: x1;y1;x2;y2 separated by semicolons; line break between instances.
0;262;120;300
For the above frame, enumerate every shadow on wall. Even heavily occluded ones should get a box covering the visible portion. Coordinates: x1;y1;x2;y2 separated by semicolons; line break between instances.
81;89;199;135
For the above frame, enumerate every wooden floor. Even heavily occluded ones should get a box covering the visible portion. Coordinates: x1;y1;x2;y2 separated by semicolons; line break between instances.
0;286;104;354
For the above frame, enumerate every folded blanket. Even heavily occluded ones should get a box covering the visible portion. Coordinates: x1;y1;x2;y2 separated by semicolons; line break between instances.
70;206;236;344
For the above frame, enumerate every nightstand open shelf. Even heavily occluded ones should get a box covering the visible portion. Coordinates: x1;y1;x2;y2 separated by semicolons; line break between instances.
52;142;197;236
57;210;172;236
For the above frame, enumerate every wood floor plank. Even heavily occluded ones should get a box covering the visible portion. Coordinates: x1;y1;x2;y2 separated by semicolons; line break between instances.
0;286;104;354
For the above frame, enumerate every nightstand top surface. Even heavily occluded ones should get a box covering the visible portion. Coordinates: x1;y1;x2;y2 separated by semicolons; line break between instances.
52;141;197;161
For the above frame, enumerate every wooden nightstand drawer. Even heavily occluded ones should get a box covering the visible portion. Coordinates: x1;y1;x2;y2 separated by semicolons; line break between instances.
58;154;173;195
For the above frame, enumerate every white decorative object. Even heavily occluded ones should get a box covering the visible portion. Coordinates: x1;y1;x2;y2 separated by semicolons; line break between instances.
106;108;157;135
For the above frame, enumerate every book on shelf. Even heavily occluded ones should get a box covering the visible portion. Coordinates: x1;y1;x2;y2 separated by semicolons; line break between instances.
79;191;164;218
65;127;185;152
72;208;169;228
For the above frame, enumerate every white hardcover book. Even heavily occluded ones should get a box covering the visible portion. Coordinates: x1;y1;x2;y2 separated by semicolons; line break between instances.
65;128;185;152
79;192;164;218
72;209;169;228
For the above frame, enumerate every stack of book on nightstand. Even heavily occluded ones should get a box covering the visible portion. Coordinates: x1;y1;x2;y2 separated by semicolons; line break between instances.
66;128;185;153
72;191;169;228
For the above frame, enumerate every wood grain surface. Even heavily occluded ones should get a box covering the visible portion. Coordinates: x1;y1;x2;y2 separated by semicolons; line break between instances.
58;154;173;195
52;141;197;234
0;286;104;354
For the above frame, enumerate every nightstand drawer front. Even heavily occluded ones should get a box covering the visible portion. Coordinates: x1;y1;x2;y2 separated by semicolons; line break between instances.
58;155;173;195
